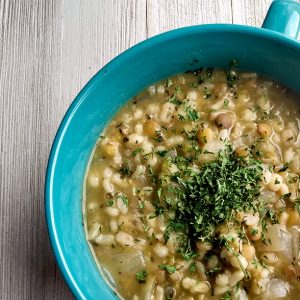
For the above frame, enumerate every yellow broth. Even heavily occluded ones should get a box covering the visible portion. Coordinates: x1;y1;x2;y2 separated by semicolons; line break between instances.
84;69;300;300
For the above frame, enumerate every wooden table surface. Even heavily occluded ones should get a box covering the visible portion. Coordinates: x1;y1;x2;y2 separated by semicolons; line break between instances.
0;0;278;299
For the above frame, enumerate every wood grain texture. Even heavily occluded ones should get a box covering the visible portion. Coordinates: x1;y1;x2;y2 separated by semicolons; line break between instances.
0;0;71;299
0;1;278;299
146;0;233;37
60;0;147;107
232;0;300;34
232;0;273;26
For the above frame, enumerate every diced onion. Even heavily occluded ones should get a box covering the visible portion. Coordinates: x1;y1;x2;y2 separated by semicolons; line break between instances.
260;225;291;258
264;279;290;298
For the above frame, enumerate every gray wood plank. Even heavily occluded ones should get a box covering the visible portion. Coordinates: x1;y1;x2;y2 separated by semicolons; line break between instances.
60;0;147;107
146;0;233;37
0;0;71;299
232;0;273;26
232;0;300;27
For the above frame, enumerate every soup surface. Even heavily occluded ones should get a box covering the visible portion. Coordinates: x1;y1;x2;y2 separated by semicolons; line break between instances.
84;67;300;300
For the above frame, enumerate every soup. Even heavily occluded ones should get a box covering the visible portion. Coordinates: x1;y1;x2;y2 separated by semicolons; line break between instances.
84;67;300;299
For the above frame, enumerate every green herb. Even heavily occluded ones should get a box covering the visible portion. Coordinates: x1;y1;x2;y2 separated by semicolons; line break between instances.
132;147;143;157
152;201;164;216
136;270;147;283
250;228;258;236
138;201;145;210
186;106;200;121
160;143;263;258
169;95;182;106
156;150;168;157
221;291;232;300
106;199;114;206
188;262;197;274
256;150;263;158
174;86;181;94
120;160;133;177
223;99;229;108
165;78;173;87
146;165;158;184
295;199;300;213
222;237;248;276
118;194;128;206
179;105;200;121
159;264;176;274
266;209;279;224
252;259;260;269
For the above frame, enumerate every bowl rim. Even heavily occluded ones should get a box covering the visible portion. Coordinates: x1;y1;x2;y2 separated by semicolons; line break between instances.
45;23;300;299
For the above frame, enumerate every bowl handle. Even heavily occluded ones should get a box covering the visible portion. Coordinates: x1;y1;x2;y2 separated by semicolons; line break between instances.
262;0;300;39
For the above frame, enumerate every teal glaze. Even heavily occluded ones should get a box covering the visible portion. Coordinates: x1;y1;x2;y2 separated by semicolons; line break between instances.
263;0;300;38
45;1;300;299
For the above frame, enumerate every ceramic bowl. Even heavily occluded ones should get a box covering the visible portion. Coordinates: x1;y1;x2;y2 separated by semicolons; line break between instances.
45;1;300;299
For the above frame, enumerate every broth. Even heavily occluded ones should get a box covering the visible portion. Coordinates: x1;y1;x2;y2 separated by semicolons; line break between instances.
84;68;300;299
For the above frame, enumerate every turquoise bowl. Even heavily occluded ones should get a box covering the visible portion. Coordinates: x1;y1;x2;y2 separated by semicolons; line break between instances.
45;1;300;299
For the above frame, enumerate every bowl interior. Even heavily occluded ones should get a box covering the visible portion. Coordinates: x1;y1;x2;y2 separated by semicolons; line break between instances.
46;24;300;300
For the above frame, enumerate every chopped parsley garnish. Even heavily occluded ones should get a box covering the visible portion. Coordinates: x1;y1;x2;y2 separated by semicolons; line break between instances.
136;270;147;283
188;262;197;274
117;194;128;206
158;143;263;257
138;201;145;210
250;228;259;236
223;99;229;108
185;106;200;121
179;105;200;121
120;160;133;177
156;150;168;157
159;264;176;274
169;95;182;106
266;209;279;224
106;199;114;206
174;86;181;94
295;199;300;213
165;78;173;87
221;291;232;300
131;147;143;157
